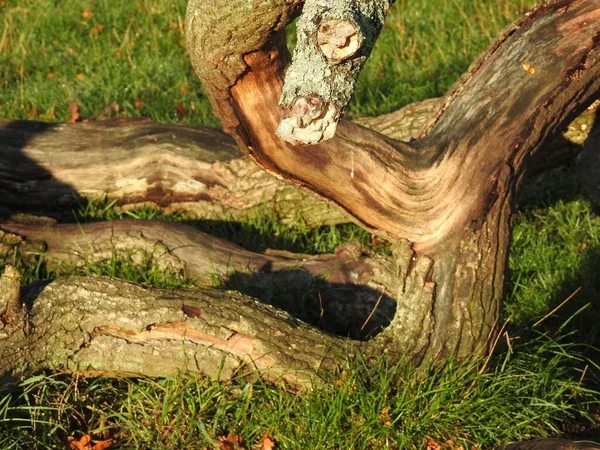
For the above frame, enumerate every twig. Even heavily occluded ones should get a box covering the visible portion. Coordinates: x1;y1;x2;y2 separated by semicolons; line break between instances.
578;364;588;385
533;286;582;327
360;291;385;332
479;315;512;375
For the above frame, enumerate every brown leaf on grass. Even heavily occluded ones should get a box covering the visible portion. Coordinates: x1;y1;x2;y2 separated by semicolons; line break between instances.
68;435;92;450
260;436;275;450
47;72;56;79
91;440;115;450
91;24;104;35
426;438;442;450
82;10;93;20
444;439;464;450
68;435;114;450
377;406;393;427
76;73;85;81
175;103;187;119
180;86;188;95
68;102;80;123
218;433;246;450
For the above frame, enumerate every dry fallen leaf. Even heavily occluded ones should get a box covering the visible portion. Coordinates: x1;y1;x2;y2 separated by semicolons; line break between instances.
91;439;115;450
68;102;80;123
82;10;93;19
426;438;442;450
68;435;114;450
134;97;144;109
68;435;92;450
260;436;275;450
175;103;187;119
91;24;104;35
76;73;85;81
377;406;393;427
47;72;56;79
445;439;464;450
218;433;246;450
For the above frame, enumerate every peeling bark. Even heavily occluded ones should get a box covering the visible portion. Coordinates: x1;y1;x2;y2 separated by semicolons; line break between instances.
0;273;350;388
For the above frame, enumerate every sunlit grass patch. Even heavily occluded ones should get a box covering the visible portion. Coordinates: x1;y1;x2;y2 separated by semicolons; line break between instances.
0;332;596;449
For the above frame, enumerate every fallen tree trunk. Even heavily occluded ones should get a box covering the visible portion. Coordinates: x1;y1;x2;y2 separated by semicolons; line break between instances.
0;100;596;223
0;118;348;226
0;219;399;337
0;272;350;388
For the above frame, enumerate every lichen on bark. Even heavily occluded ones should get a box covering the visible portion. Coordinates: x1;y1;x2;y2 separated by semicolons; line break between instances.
277;0;395;145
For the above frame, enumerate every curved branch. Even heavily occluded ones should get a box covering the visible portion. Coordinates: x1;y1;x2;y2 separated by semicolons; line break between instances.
187;0;600;252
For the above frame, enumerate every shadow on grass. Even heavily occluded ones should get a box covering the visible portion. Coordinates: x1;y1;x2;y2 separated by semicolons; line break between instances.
0;119;85;220
513;115;600;347
224;266;396;341
534;244;600;348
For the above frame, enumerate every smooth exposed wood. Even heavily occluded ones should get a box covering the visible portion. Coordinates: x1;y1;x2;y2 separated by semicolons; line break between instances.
0;118;348;226
0;100;594;223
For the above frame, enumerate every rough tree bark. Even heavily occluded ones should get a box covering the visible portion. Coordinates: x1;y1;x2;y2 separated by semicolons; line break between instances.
186;0;600;361
0;0;599;388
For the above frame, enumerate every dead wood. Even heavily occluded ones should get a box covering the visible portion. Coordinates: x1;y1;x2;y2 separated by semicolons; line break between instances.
0;0;599;386
0;219;399;338
0;100;595;223
0;271;351;388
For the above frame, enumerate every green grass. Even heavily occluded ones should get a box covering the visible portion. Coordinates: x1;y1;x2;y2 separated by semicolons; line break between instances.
0;0;537;124
2;0;600;448
0;0;218;126
0;333;596;449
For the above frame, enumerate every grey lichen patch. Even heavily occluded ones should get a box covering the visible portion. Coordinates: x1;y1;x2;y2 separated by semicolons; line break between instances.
278;0;394;145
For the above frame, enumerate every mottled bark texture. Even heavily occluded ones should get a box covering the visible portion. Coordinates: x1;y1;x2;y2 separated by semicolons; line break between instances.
276;0;394;144
0;219;399;339
186;0;600;362
0;270;348;388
